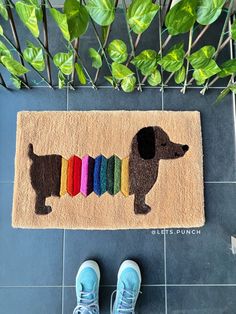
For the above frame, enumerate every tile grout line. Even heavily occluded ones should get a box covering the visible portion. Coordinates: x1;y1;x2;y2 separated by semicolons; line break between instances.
164;230;167;314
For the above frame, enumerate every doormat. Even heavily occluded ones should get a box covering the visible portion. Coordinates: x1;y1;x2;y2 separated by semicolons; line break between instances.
12;111;205;229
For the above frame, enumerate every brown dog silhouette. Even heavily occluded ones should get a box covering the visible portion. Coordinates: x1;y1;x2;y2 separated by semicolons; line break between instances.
28;126;189;215
129;126;189;214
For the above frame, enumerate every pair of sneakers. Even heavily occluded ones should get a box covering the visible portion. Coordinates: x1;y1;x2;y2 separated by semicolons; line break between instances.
73;259;141;314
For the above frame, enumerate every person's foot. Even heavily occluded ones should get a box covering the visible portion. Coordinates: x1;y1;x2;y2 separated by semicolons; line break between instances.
111;260;141;314
73;260;100;314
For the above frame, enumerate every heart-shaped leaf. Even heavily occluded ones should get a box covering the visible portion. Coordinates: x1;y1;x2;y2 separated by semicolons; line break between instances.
111;62;134;80
10;75;21;89
231;20;236;41
131;49;158;76
24;0;43;21
23;42;45;72
0;0;8;21
158;43;185;73
174;65;186;84
188;45;215;69
89;48;102;69
1;56;29;76
218;59;236;78
121;75;136;92
75;63;86;84
15;1;39;37
50;8;70;42
0;40;11;58
86;0;115;26
104;75;116;87
165;0;197;35
197;0;226;25
64;0;89;39
127;0;160;34
147;69;161;86
193;59;221;83
108;39;128;63
53;51;73;75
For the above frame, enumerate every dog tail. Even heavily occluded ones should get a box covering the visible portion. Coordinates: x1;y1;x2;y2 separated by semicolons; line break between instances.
28;143;36;160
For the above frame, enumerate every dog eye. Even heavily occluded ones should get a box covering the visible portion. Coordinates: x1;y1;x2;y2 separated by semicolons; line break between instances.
161;143;167;147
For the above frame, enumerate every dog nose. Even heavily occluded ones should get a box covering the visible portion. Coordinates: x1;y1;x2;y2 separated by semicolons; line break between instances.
182;145;189;152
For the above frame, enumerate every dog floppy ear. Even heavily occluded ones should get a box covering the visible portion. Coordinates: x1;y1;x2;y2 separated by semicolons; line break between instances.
137;126;156;159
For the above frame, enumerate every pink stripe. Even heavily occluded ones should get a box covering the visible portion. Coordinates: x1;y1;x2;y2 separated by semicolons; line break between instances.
80;155;89;196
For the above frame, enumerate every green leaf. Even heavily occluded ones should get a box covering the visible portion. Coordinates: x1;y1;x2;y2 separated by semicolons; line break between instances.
101;25;109;45
104;75;115;87
218;59;236;78
131;49;158;76
64;0;89;39
197;0;226;25
165;0;197;35
1;56;29;76
24;0;43;21
58;71;66;89
0;24;3;36
10;75;21;89
193;59;221;83
158;43;185;73
88;48;102;69
53;51;73;75
188;45;215;69
231;20;236;41
111;62;134;80
23;43;45;71
75;63;86;85
0;0;8;21
174;65;186;84
15;1;39;37
121;75;136;92
127;0;160;34
216;85;231;103
147;69;161;86
0;40;11;59
108;39;128;63
86;0;115;26
50;8;70;41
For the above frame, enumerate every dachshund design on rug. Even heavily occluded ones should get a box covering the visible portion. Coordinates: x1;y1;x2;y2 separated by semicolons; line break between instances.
28;126;189;216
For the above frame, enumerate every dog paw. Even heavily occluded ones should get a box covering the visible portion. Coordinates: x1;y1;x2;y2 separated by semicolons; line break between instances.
134;204;151;215
35;206;52;215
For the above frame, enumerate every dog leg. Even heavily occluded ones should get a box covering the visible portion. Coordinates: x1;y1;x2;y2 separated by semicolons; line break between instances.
134;194;151;215
35;194;52;215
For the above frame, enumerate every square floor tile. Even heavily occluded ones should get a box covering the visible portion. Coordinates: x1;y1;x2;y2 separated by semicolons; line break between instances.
167;286;236;314
166;183;236;284
0;288;61;314
68;88;162;110
64;286;165;314
0;183;63;286
163;88;236;181
0;88;67;182
64;230;164;285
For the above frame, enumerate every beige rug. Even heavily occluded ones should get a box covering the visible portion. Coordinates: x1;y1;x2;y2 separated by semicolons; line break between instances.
12;111;205;229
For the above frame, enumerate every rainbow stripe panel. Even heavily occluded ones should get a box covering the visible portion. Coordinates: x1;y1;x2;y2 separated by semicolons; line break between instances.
60;155;129;197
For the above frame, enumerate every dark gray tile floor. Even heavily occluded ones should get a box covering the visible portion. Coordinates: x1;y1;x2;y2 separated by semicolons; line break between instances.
1;7;236;314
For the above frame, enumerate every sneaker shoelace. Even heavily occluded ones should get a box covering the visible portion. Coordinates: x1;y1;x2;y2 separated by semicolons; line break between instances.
73;290;99;314
110;288;138;314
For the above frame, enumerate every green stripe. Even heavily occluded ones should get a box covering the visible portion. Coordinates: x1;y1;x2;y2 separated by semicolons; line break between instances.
113;155;121;195
107;156;115;195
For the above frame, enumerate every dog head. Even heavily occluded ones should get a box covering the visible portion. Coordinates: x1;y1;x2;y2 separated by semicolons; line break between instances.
136;126;189;160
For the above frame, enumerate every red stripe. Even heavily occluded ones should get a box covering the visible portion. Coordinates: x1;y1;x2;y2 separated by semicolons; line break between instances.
67;156;82;196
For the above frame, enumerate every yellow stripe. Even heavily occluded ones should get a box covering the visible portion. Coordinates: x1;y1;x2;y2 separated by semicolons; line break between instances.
60;158;68;196
121;157;129;197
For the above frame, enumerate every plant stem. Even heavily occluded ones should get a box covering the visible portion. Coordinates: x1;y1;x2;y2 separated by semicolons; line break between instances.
0;73;8;89
3;34;53;88
94;0;119;84
122;0;142;91
41;0;53;86
180;27;193;94
200;0;234;95
5;1;28;85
